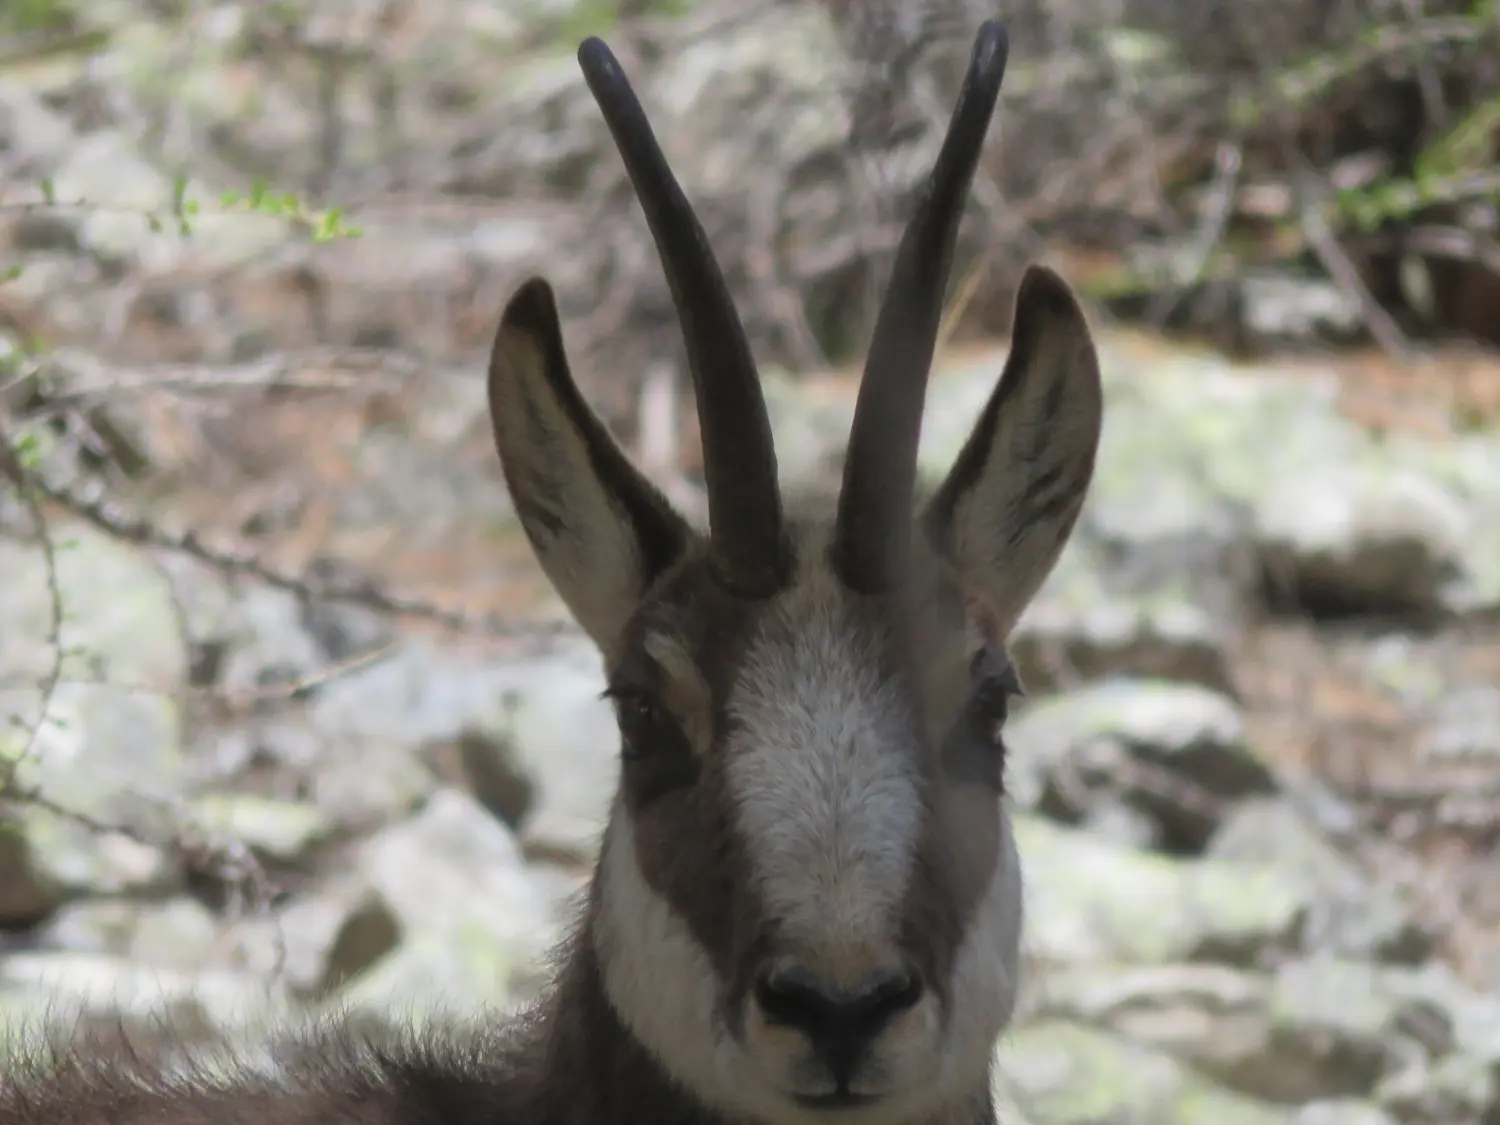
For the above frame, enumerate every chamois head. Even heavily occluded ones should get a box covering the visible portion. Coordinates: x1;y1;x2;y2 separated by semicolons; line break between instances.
487;21;1101;1125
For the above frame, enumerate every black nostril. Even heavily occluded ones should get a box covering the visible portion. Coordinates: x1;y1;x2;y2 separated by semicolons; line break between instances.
857;966;924;1026
754;965;830;1030
754;964;924;1046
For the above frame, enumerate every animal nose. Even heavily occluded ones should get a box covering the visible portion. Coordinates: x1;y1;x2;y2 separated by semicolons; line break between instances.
753;963;923;1077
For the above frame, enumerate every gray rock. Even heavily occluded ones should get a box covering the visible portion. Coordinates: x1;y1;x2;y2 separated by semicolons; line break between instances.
126;899;223;971
493;645;619;858
0;809;173;915
1412;432;1500;610
1017;814;1308;966
1376;1052;1499;1124
1294;1101;1399;1125
0;519;187;693
998;1018;1292;1125
1376;962;1500;1067
351;788;555;1014
1013;589;1237;697
421;729;537;832
217;585;329;698
335;927;533;1026
0;823;58;927
308;735;436;832
1030;960;1374;1103
263;883;402;1000
1008;680;1277;850
40;896;228;975
189;794;338;863
1058;348;1342;581
1010;537;1238;695
311;636;617;859
149;555;240;665
1030;960;1271;1058
0;521;189;907
1208;797;1429;963
1255;465;1469;615
1418;685;1500;762
1259;957;1449;1102
36;899;143;956
1031;956;1464;1107
1078;800;1164;850
1240;273;1363;344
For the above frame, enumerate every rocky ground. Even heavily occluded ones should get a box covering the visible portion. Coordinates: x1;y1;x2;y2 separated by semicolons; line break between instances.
3;3;1500;1125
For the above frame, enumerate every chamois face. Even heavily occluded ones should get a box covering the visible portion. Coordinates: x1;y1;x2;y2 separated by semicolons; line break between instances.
487;26;1101;1125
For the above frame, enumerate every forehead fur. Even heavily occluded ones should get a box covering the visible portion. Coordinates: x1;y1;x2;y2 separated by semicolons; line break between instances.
612;490;975;756
620;488;962;670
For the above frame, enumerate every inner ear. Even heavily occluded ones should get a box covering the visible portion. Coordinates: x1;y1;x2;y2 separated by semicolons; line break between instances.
922;265;1103;636
488;279;694;652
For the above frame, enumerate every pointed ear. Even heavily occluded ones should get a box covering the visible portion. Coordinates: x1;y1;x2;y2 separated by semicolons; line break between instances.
488;279;693;651
921;265;1103;635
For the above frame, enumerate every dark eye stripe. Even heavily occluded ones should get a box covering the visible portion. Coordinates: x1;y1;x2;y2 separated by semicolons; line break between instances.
939;709;1005;791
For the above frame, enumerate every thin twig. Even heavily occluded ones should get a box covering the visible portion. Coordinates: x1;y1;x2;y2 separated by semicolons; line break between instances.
0;416;65;785
24;461;579;645
1289;161;1414;360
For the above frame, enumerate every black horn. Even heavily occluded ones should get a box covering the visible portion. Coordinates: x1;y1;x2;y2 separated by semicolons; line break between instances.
577;38;787;598
832;21;1010;593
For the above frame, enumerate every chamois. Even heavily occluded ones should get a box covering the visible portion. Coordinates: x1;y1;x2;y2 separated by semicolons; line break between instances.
0;19;1102;1125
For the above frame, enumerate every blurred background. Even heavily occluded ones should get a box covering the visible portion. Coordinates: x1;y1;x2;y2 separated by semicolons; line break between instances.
1;0;1499;1121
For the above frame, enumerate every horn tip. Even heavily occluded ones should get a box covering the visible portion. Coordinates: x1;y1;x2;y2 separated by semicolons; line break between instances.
1016;263;1085;319
577;35;617;76
500;276;558;335
971;20;1010;79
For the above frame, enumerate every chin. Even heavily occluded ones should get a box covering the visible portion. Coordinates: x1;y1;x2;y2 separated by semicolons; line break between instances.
719;1017;965;1125
772;1079;955;1125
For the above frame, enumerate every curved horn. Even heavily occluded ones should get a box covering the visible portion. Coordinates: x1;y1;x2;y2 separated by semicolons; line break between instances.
832;21;1010;594
577;38;787;598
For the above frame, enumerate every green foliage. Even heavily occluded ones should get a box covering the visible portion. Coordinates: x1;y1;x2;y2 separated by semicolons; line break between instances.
0;174;362;275
146;175;358;242
1415;92;1500;182
1335;171;1500;232
1221;0;1500;242
1229;13;1495;131
0;0;71;34
215;180;362;243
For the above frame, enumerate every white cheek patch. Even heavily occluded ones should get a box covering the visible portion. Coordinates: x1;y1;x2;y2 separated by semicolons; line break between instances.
594;810;802;1124
939;811;1024;1090
592;810;728;1099
726;592;923;980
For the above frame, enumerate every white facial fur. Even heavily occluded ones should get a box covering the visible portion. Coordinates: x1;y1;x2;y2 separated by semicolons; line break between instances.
592;563;1023;1125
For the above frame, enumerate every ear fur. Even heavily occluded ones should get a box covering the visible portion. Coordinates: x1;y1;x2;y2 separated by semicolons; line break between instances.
922;265;1103;635
487;278;692;651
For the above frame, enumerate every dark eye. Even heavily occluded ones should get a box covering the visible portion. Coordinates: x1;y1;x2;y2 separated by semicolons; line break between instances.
602;682;700;804
608;687;663;761
969;644;1023;742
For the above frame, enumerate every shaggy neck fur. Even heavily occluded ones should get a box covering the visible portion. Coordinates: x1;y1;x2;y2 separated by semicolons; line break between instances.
0;875;997;1125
